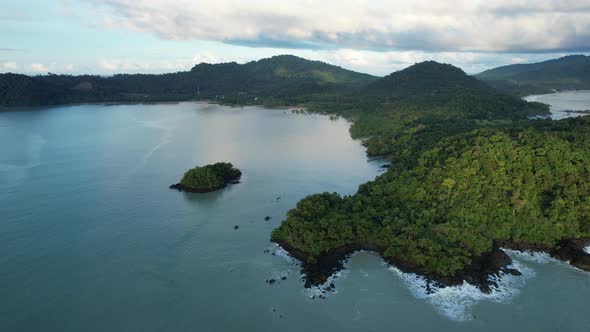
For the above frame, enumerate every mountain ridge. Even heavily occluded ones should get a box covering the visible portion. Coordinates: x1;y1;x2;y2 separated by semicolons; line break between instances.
0;55;377;107
476;55;590;96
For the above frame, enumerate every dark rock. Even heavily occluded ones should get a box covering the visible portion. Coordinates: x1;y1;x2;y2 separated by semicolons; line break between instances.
228;180;241;184
329;283;335;289
267;279;276;285
273;239;516;294
281;276;287;281
380;164;391;169
264;216;272;221
234;225;239;230
551;238;590;271
169;183;226;193
502;267;522;276
500;238;590;272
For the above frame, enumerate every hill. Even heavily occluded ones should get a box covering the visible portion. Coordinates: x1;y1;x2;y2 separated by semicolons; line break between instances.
365;61;489;97
476;55;590;96
272;61;589;291
0;55;377;107
312;61;549;157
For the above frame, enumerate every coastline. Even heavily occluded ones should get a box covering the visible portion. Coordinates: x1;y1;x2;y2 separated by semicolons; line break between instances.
273;237;590;293
0;98;306;113
169;182;230;193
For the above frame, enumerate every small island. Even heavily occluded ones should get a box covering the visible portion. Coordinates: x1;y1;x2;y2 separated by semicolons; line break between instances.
170;162;242;193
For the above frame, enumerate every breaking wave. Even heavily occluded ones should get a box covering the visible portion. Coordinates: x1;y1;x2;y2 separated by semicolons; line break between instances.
502;249;553;264
387;260;535;321
504;248;590;274
268;243;300;265
303;270;346;299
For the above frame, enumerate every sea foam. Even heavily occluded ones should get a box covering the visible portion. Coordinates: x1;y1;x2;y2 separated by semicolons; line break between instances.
303;270;347;299
387;260;535;322
268;243;300;265
585;246;590;255
504;248;590;274
502;248;553;264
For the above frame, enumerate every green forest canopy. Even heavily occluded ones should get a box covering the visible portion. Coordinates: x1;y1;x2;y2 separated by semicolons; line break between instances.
272;61;590;280
3;54;589;281
180;162;241;191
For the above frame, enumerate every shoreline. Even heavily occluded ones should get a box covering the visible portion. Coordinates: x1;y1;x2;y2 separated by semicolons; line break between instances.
273;237;590;293
169;183;229;193
0;99;306;113
169;176;241;194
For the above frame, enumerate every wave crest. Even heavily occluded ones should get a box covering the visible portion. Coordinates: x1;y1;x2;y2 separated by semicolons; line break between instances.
387;260;534;321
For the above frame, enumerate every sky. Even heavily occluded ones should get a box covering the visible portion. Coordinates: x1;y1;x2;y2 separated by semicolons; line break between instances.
1;0;589;76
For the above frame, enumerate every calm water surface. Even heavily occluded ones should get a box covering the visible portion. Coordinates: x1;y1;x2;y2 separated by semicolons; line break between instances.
1;102;589;331
525;90;590;119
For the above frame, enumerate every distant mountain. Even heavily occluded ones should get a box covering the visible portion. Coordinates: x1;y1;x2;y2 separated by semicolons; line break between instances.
0;55;377;107
360;61;544;119
365;61;490;97
476;55;590;96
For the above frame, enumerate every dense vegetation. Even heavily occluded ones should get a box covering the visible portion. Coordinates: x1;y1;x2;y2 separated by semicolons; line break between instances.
172;162;241;192
272;61;590;284
476;55;590;96
0;55;376;107
306;61;549;157
273;120;590;276
4;54;589;285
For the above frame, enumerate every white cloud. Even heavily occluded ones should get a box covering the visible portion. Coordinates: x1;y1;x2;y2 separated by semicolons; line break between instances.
97;56;229;73
79;0;590;53
1;62;19;71
30;63;49;72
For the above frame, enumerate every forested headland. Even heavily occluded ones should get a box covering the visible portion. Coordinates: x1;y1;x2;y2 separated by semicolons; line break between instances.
270;61;590;291
3;54;589;291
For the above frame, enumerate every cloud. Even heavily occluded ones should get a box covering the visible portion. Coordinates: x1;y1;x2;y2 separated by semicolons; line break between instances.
97;56;222;73
10;63;76;74
30;63;49;72
79;0;590;53
1;62;19;71
313;49;554;75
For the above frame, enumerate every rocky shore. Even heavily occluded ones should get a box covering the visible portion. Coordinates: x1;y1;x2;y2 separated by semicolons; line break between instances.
274;237;590;293
169;182;229;193
499;238;590;271
169;162;241;193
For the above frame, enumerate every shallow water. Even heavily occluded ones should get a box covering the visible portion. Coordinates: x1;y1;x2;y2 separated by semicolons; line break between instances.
525;90;590;119
1;102;589;331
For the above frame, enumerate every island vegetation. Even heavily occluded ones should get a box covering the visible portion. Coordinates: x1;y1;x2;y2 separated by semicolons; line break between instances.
272;61;590;291
3;54;589;291
170;162;242;193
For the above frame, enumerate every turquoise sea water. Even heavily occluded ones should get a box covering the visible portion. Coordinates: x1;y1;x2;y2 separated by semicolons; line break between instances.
1;102;589;331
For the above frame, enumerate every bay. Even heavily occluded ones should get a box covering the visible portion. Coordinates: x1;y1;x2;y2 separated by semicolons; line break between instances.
1;102;589;331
